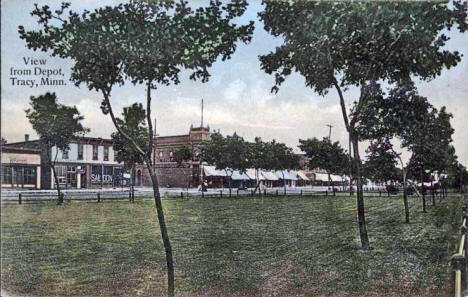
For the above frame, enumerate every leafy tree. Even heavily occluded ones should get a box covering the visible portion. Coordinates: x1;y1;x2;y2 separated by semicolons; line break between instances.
200;132;249;195
259;0;468;248
111;103;148;187
20;2;254;295
248;137;268;193
25;92;89;204
266;140;300;194
299;137;349;191
363;138;399;186
173;146;192;166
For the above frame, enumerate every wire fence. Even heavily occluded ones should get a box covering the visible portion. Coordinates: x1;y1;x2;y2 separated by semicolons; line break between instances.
1;185;460;204
451;192;468;297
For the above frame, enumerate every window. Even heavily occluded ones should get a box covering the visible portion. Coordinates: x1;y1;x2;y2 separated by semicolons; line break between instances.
2;166;12;184
104;146;109;161
62;149;68;159
93;145;98;160
55;166;67;178
24;167;36;184
78;144;83;160
159;151;163;162
169;151;174;162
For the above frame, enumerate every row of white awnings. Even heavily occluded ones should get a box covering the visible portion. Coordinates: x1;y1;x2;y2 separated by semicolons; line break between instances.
313;172;347;182
202;166;309;181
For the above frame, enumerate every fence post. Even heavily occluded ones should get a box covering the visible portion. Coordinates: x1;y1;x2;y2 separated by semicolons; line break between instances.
181;192;184;198
276;190;278;196
326;190;328;196
129;191;132;202
264;189;267;196
19;193;22;205
237;189;239;197
300;190;303;196
61;193;65;203
452;254;467;295
220;190;223;198
333;189;336;196
379;190;381;197
251;190;254;196
97;193;100;203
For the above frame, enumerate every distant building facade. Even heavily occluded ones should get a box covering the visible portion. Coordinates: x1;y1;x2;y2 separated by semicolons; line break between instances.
5;135;124;189
136;126;210;187
1;146;42;189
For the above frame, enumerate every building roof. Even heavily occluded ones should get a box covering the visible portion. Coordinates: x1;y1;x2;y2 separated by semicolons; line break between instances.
6;135;114;147
2;146;41;154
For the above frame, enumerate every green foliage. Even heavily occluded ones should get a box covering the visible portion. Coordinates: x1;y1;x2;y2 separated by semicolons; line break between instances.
173;146;192;166
299;137;349;176
356;83;456;177
200;132;249;174
111;103;148;168
363;138;400;184
200;133;298;174
259;1;468;94
263;139;300;172
25;92;89;159
19;1;254;95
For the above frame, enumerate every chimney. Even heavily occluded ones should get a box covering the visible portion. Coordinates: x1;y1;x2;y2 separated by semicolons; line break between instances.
25;134;29;142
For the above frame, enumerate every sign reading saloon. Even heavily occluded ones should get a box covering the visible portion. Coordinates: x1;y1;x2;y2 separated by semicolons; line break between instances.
90;165;123;185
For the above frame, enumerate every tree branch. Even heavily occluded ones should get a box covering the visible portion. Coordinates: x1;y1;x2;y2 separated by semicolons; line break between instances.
146;81;154;165
333;79;350;133
101;90;146;157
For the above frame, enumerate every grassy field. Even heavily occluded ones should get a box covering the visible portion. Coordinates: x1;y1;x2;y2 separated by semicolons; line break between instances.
1;193;463;297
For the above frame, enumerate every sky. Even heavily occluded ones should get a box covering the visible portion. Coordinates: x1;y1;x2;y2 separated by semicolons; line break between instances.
2;0;468;165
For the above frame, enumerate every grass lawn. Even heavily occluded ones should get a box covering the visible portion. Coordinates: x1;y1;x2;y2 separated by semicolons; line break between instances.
1;194;463;297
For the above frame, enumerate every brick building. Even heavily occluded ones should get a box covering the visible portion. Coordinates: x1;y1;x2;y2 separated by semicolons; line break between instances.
136;125;210;188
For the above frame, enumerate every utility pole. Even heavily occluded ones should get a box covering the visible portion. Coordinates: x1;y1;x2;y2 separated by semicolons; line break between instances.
326;124;333;140
201;98;204;128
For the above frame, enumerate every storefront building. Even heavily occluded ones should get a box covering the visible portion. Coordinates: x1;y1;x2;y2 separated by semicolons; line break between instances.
1;146;41;189
5;136;125;189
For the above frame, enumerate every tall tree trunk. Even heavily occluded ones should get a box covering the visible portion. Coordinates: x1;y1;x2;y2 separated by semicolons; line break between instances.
282;171;286;195
348;136;353;195
145;161;175;297
253;168;260;194
327;171;334;193
334;80;369;249
351;135;370;249
431;178;435;206
51;164;63;204
420;166;426;213
402;170;410;223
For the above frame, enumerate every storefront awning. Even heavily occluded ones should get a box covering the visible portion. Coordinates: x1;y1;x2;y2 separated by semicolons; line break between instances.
275;170;298;181
246;169;265;180
314;173;329;182
203;166;227;177
261;171;279;181
297;170;309;181
314;173;345;182
231;170;250;180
